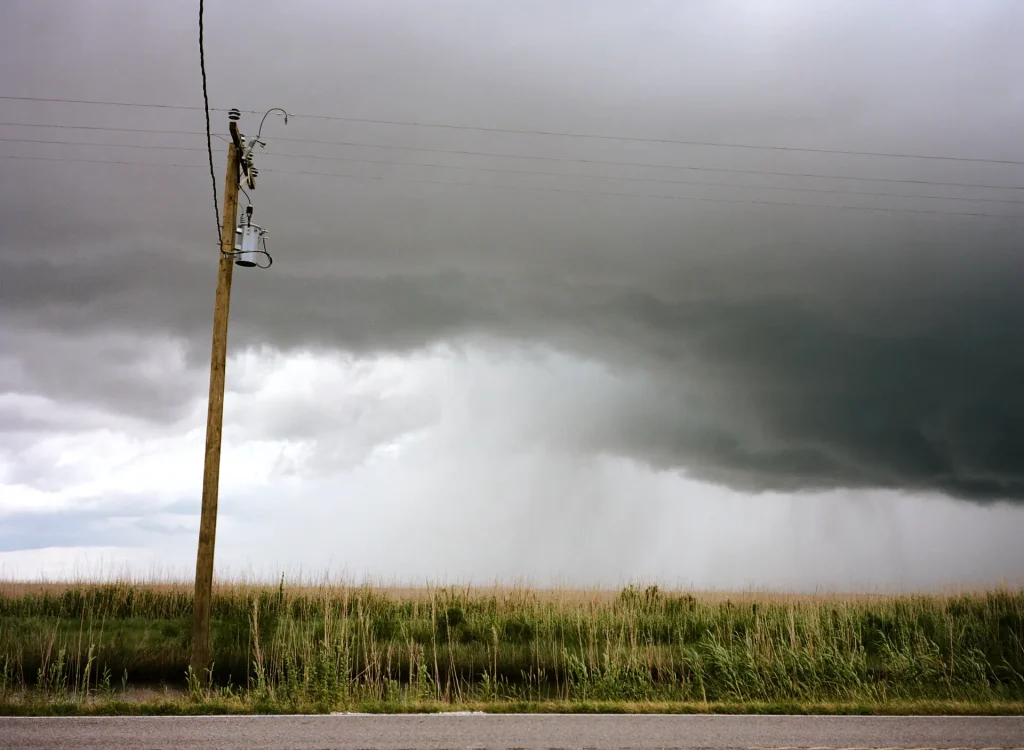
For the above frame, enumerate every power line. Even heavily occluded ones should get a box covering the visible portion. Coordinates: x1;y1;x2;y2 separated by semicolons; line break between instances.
198;0;220;240
0;94;210;112
257;166;1023;219
0;154;205;169
0;122;208;137
3;94;1022;167
0;136;208;152
16;152;1024;219
5;135;1022;206
254;114;1024;168
253;134;1024;192
4;121;1023;193
6;152;1016;220
256;150;1024;206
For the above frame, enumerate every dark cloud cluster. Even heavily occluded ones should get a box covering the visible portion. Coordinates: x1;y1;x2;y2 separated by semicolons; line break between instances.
2;0;1023;502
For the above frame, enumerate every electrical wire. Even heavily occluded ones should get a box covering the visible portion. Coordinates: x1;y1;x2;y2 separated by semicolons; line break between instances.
4;136;1022;206
0;154;207;169
254;108;288;145
3;122;1023;193
0;122;209;137
248;113;1024;167
239;134;1024;192
257;235;273;269
0;94;211;112
253;150;1024;206
2;94;1022;167
0;136;207;152
255;166;1023;220
198;0;220;241
3;152;1020;219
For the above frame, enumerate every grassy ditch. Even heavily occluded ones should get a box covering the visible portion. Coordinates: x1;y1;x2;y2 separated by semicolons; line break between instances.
1;581;1022;713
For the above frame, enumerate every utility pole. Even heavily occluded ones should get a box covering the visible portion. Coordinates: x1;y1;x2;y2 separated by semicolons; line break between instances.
190;107;284;676
190;117;242;676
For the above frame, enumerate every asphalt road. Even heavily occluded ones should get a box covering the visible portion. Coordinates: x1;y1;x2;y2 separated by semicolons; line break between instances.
2;713;1022;750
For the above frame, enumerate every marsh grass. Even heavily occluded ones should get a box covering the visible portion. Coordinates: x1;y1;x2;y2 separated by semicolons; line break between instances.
1;580;1022;711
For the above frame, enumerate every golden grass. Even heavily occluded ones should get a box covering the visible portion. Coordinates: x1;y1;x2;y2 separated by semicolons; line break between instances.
4;578;1018;604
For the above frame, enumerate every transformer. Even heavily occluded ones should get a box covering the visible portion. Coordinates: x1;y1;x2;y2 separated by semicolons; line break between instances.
229;202;271;268
233;220;269;268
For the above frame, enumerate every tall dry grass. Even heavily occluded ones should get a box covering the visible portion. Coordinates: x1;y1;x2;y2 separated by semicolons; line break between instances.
1;580;1022;708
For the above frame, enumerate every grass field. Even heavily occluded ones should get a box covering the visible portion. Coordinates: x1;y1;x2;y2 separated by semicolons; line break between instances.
1;580;1022;714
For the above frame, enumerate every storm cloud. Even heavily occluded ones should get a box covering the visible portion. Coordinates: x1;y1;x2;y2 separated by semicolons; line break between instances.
2;0;1024;565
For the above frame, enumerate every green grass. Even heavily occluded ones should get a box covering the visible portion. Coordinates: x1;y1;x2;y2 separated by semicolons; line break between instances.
1;581;1022;713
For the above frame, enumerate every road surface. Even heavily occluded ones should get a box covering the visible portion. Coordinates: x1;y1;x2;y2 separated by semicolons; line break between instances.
2;713;1022;749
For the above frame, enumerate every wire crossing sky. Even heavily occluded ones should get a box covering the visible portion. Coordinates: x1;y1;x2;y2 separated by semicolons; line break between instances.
4;120;1024;192
3;94;1023;165
1;0;1023;587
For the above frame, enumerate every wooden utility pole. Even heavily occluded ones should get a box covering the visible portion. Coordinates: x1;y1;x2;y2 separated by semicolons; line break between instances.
191;119;242;676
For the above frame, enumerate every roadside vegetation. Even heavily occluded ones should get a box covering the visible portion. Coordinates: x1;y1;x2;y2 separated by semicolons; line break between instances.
1;580;1022;714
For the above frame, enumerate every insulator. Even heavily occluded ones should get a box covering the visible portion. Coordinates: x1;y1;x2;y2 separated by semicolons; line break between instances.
228;108;241;122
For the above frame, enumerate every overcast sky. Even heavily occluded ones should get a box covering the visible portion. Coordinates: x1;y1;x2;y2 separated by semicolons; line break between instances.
1;0;1023;590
